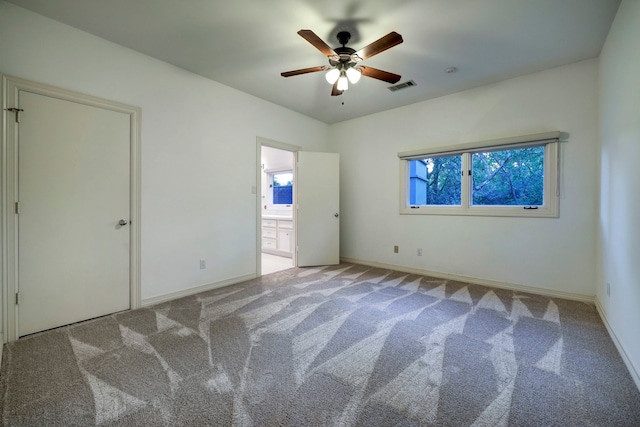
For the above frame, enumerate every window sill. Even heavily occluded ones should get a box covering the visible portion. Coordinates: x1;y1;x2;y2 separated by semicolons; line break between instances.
400;205;558;218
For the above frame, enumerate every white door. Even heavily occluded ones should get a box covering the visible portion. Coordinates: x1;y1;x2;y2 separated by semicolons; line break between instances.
296;152;340;266
17;90;131;336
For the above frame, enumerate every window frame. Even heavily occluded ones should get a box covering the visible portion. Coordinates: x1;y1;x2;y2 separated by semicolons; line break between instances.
266;169;293;207
399;132;560;218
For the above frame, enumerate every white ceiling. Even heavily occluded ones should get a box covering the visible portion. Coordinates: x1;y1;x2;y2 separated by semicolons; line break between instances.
6;0;620;124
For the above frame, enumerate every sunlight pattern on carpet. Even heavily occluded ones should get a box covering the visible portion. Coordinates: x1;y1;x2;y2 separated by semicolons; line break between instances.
1;263;639;426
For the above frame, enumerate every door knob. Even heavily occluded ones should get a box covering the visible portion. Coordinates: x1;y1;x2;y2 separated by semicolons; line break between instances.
118;219;129;226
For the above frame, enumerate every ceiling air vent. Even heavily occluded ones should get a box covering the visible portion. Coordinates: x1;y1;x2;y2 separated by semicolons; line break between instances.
388;80;417;92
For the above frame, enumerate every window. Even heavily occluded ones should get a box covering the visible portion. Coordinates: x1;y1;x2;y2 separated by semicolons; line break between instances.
270;171;293;205
409;155;461;206
471;146;544;206
400;132;560;217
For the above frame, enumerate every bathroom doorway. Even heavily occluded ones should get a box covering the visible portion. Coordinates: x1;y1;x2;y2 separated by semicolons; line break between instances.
258;140;297;275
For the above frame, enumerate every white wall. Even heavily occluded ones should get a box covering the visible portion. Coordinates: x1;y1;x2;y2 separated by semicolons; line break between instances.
329;59;599;298
0;1;329;301
598;0;640;386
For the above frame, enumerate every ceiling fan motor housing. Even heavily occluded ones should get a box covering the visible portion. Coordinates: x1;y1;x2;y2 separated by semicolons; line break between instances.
331;31;363;68
330;46;359;67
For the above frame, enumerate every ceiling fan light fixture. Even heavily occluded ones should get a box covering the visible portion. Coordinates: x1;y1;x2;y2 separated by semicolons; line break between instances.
337;73;349;91
346;67;362;84
325;67;340;84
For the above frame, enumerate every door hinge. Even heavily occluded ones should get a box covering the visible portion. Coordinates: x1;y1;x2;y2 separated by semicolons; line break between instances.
5;108;24;123
15;292;20;305
15;202;20;214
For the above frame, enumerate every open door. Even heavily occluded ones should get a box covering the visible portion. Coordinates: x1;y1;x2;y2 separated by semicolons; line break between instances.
296;152;340;266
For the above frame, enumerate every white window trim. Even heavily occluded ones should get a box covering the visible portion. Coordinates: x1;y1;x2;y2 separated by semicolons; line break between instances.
398;132;561;218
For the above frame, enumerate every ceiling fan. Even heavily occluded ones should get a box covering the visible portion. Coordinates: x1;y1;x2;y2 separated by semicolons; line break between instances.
281;29;403;96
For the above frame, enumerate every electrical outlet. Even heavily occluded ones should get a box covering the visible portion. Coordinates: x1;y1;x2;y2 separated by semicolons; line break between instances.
200;259;206;269
417;248;423;256
606;282;610;297
393;245;399;253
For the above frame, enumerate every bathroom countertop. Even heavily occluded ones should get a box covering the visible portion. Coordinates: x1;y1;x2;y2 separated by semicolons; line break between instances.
262;215;293;220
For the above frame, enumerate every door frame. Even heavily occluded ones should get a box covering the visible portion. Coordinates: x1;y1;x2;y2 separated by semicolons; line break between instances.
256;137;299;275
1;75;142;342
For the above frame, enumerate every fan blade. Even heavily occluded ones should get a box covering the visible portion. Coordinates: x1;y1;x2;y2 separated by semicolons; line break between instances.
331;81;343;96
281;66;327;77
360;66;401;84
355;31;403;60
298;30;338;57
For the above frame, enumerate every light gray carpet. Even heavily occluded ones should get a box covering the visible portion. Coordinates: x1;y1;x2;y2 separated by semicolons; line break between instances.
1;263;639;426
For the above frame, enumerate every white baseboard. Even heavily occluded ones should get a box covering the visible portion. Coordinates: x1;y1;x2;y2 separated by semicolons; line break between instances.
341;257;595;303
595;298;640;391
141;273;256;307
